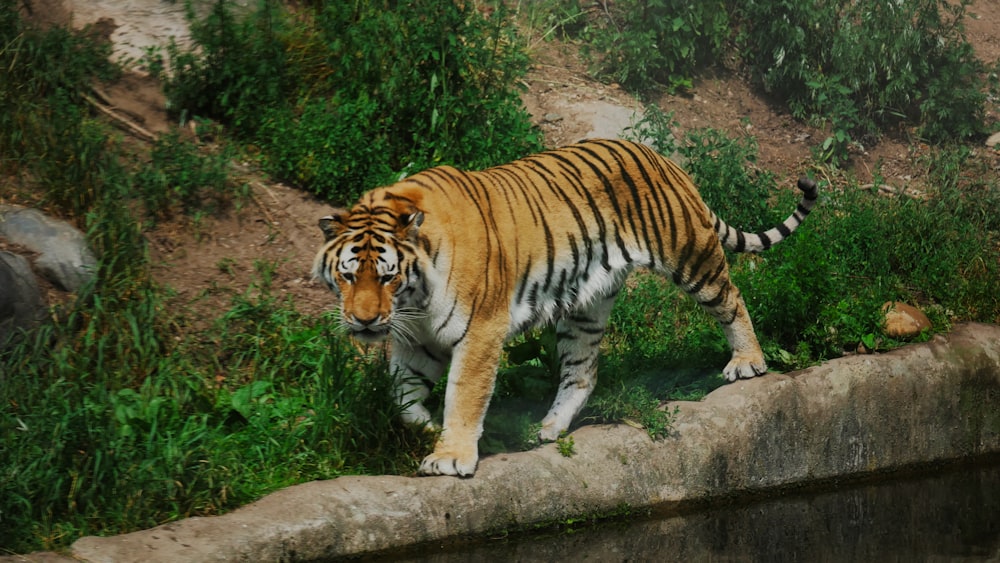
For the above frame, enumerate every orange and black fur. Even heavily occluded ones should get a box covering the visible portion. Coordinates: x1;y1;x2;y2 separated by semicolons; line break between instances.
313;139;818;477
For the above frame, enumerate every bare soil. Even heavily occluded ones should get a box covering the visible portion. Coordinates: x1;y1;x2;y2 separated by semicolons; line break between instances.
21;0;1000;323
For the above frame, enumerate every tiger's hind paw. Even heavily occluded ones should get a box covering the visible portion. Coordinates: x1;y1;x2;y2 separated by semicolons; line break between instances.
722;354;767;382
418;447;478;477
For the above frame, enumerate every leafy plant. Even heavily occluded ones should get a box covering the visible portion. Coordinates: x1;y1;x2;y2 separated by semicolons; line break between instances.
164;0;290;133
257;95;394;203
134;131;236;220
0;10;118;173
575;0;991;160
165;0;542;203
513;0;589;48
556;434;576;457
582;0;730;92
735;0;990;154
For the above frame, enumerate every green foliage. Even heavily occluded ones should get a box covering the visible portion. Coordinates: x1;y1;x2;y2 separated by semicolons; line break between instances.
556;434;576;457
165;0;542;203
571;0;991;161
586;383;679;440
163;0;289;133
134;131;237;220
34;111;127;217
0;4;120;203
581;0;729;92
735;0;990;157
0;6;432;549
513;0;589;46
256;96;394;204
681;127;787;232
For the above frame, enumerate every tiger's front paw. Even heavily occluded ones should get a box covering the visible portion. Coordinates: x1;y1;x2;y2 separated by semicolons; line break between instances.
417;446;478;477
538;415;570;443
722;353;767;382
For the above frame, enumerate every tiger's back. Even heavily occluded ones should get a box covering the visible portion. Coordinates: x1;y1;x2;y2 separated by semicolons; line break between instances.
313;139;818;477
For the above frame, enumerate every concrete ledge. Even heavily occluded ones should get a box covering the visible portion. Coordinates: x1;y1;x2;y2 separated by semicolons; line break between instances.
68;323;1000;562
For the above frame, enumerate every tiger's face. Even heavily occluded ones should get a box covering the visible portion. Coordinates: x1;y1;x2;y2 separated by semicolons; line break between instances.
312;202;424;342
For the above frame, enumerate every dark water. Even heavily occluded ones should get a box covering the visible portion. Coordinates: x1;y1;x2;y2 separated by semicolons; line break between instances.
387;462;1000;562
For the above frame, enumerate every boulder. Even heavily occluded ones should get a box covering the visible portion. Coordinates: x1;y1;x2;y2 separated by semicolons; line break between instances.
881;301;932;338
0;205;97;292
0;251;46;350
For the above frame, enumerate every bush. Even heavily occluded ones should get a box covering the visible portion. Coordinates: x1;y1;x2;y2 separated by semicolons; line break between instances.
165;0;542;203
163;0;289;133
257;95;394;203
134;131;235;220
0;2;118;181
0;6;431;549
575;0;992;162
581;0;730;92
735;0;990;158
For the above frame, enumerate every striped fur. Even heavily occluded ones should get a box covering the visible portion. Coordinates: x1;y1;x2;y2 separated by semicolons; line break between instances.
313;139;818;477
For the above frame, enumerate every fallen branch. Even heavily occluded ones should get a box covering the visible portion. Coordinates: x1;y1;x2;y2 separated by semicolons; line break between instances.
83;92;158;142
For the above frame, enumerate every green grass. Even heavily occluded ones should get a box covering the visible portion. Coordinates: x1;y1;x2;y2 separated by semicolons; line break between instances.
1;253;430;552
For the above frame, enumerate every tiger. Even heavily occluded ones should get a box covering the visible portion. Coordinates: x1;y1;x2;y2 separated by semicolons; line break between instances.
312;138;818;477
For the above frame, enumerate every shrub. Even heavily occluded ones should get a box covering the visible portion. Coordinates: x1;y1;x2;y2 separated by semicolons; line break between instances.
0;191;427;551
134;131;235;220
581;0;730;92
163;0;290;133
165;0;542;203
0;2;118;181
257;95;395;203
735;0;990;158
576;0;991;162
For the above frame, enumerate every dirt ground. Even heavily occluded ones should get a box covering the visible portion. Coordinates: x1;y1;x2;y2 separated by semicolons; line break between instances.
21;0;1000;323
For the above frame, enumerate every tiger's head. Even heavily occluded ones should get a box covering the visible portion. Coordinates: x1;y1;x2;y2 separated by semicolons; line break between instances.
312;193;425;342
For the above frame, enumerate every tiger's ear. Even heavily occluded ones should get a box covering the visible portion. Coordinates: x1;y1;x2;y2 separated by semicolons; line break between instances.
318;210;348;241
397;210;424;241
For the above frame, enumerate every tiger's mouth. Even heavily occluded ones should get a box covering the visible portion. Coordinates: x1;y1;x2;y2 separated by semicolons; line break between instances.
352;327;390;342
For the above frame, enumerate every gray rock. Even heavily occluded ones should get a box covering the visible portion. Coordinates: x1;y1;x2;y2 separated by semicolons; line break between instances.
0;251;46;350
0;205;97;292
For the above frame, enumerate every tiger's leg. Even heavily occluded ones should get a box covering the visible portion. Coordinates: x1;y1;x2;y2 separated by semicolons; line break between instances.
390;342;449;429
418;328;505;477
692;274;767;382
538;294;617;442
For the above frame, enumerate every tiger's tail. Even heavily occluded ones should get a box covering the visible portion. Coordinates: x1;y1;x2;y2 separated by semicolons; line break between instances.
714;178;819;253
